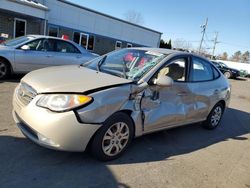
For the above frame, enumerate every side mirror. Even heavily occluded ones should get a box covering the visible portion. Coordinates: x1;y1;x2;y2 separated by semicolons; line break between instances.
21;45;30;50
154;75;173;87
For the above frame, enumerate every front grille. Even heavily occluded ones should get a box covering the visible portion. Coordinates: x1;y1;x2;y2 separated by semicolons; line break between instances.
16;83;37;105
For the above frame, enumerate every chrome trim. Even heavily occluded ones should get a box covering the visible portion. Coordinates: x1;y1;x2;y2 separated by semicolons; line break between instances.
16;83;37;105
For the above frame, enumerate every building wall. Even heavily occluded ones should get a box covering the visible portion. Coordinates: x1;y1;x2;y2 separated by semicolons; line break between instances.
0;0;46;19
44;0;161;47
0;11;44;39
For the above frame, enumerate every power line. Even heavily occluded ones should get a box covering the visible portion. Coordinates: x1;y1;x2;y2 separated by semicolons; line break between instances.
198;18;208;54
211;32;219;58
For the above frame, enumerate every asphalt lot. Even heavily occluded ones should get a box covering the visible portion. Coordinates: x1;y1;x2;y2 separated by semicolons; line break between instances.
0;75;250;188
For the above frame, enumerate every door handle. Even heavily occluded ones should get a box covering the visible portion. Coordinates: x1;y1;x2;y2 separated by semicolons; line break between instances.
46;54;52;58
177;91;188;96
76;55;82;59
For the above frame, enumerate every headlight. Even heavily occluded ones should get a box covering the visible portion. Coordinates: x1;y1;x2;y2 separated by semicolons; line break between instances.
36;94;92;112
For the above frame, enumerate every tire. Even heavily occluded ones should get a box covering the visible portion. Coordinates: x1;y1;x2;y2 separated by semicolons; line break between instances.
0;59;10;79
203;103;224;130
91;112;134;161
224;71;231;79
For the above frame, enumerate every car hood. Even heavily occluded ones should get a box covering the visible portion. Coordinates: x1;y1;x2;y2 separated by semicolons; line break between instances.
22;65;132;93
230;68;239;72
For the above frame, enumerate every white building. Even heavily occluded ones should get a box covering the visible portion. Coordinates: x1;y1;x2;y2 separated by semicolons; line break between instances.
0;0;162;54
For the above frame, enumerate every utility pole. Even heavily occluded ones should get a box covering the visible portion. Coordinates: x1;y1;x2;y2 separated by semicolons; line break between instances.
198;18;208;54
211;32;219;59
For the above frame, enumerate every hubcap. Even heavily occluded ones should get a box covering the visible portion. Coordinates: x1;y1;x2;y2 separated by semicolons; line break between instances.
102;122;130;156
211;106;222;127
224;72;230;78
0;62;7;78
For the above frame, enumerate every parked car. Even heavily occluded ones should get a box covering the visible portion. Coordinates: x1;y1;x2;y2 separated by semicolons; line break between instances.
0;35;99;79
13;48;231;161
211;61;240;79
0;36;7;44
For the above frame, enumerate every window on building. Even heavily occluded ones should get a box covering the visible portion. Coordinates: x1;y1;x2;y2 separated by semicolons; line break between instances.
73;32;94;51
73;32;80;44
88;35;94;50
14;18;26;38
127;43;132;48
115;41;122;50
48;26;58;37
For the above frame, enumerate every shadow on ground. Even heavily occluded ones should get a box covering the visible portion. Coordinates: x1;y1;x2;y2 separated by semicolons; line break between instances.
0;108;249;187
0;74;25;83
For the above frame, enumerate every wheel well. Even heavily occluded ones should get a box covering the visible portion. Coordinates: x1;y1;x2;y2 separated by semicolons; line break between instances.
0;56;13;73
217;100;226;110
85;109;135;152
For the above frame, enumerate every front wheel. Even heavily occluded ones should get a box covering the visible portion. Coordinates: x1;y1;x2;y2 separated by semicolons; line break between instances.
91;112;134;161
203;103;224;129
224;71;231;79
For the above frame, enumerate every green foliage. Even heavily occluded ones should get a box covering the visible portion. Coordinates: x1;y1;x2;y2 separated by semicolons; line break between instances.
159;39;172;49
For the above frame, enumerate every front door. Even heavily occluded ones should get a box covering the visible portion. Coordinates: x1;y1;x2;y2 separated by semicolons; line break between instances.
80;33;89;49
141;57;195;132
14;18;26;38
14;38;54;72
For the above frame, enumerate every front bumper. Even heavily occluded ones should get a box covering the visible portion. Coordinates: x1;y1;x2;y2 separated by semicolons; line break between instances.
12;87;101;152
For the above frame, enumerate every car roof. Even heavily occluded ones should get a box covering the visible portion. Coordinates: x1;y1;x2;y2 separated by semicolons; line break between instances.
27;34;68;41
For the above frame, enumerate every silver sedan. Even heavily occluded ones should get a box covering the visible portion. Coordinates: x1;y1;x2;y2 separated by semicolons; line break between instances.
0;35;98;79
12;48;231;161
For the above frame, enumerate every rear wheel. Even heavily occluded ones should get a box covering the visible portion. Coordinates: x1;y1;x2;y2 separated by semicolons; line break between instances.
0;59;10;79
203;103;224;129
91;112;134;161
224;71;231;79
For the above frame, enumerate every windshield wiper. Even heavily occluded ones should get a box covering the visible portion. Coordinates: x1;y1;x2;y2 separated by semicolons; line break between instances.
96;55;107;72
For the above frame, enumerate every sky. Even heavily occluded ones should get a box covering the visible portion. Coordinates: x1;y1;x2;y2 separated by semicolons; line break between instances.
70;0;250;56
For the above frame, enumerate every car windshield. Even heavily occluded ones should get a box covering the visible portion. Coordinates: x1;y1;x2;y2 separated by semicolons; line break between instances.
3;36;35;46
83;49;167;81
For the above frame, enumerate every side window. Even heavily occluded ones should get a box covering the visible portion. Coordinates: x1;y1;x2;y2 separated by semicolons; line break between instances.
23;39;42;51
212;66;220;79
191;57;213;82
43;39;56;52
55;40;80;53
157;58;187;82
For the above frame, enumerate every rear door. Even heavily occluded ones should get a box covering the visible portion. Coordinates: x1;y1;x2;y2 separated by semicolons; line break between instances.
187;56;222;120
141;56;196;132
50;39;89;66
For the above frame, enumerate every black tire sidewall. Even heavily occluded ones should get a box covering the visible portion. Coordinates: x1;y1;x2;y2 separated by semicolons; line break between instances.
204;103;224;130
91;112;134;161
0;60;10;79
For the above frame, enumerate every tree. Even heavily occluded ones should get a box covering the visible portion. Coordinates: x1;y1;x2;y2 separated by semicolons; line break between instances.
220;52;228;60
230;51;242;62
167;39;172;49
124;10;144;25
159;39;172;49
241;51;250;63
172;38;192;51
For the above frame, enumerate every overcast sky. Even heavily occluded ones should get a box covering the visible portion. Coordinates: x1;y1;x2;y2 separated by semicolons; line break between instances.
70;0;250;56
